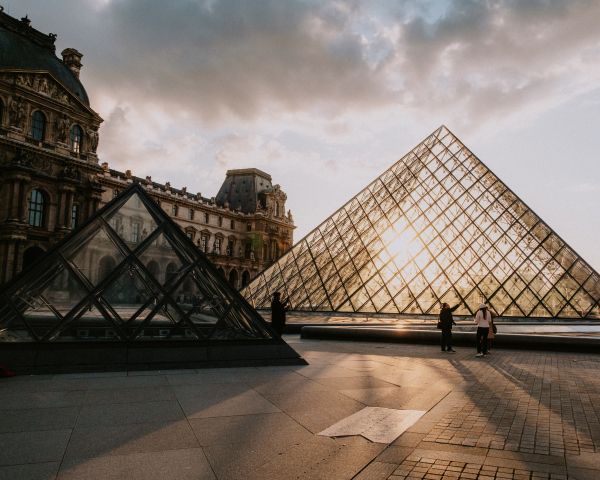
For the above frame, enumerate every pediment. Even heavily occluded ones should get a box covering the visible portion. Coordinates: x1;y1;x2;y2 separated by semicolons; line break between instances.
0;69;98;117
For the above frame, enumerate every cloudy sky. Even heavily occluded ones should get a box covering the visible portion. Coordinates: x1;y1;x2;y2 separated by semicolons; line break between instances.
7;0;600;270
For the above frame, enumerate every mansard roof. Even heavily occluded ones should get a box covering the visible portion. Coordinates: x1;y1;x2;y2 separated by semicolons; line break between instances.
0;9;89;105
215;168;275;214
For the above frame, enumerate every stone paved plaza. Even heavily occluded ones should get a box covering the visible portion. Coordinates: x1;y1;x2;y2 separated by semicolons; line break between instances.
0;337;599;479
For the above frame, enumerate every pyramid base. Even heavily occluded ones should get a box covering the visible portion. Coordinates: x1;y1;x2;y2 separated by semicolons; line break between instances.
300;326;600;352
0;340;307;374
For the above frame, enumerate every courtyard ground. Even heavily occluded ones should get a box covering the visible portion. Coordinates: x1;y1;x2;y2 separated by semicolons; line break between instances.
0;336;599;479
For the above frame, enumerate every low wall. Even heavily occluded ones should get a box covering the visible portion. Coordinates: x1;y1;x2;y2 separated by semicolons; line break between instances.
300;326;600;353
0;340;307;374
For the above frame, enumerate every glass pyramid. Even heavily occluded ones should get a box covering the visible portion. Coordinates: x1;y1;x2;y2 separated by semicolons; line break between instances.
0;184;282;342
243;126;600;319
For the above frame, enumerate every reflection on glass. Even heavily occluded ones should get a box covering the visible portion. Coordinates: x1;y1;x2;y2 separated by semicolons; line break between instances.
0;186;274;342
243;126;600;319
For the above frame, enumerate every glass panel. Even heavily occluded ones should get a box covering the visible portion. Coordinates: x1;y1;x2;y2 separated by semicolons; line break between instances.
105;193;159;247
101;262;162;324
13;262;89;339
530;303;551;318
70;225;126;286
0;296;35;341
138;232;185;287
542;289;565;317
569;289;595;317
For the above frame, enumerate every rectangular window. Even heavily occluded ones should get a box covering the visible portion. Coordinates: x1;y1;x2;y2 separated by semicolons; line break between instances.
189;209;194;220
246;222;252;232
230;219;235;229
218;216;223;227
71;204;79;229
214;238;221;255
172;204;178;216
131;222;140;243
226;241;233;257
204;212;210;223
201;236;208;252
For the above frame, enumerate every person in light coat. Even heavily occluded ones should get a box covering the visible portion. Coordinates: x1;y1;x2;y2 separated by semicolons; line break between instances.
474;303;492;357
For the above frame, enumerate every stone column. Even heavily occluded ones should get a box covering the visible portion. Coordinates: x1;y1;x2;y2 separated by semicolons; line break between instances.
6;180;17;221
18;179;30;223
5;174;30;222
56;190;66;229
64;191;74;229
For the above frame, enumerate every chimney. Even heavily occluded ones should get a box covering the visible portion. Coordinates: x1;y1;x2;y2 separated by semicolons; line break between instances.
61;48;83;78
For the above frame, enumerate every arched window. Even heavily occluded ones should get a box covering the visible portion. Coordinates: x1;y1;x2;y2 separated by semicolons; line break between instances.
28;189;46;227
31;110;46;141
70;124;83;153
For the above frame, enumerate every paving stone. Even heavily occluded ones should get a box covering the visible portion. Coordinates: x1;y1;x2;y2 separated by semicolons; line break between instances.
0;461;59;480
57;448;215;480
83;375;169;390
0;391;85;409
374;446;414;464
62;420;198;463
0;407;78;433
77;400;185;427
566;452;600;471
188;412;312;447
83;386;175;405
483;456;568;474
4;340;600;480
250;435;385;480
178;388;280;419
0;430;71;466
354;461;399;480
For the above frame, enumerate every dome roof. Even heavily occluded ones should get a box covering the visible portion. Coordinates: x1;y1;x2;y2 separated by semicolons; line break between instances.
0;12;89;105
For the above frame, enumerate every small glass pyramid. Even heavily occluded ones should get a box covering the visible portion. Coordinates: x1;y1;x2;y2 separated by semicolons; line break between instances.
243;126;600;319
0;184;279;342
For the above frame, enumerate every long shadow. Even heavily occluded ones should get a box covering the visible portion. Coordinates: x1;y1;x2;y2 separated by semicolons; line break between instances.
396;347;600;473
0;364;318;479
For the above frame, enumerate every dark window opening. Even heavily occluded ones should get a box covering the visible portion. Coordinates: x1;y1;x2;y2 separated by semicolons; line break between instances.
70;125;83;153
31;111;46;141
28;189;45;227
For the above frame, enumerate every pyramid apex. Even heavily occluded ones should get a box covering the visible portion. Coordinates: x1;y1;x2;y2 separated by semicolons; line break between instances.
244;127;600;320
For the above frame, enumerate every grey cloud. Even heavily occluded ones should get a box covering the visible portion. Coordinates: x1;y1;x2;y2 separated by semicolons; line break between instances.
82;0;394;120
12;0;600;127
392;0;600;124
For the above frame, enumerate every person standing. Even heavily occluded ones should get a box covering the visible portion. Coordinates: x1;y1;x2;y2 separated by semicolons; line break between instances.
439;302;460;353
474;303;491;357
270;291;288;337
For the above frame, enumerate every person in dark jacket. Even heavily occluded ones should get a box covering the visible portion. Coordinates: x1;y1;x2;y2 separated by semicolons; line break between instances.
439;302;461;353
270;291;288;336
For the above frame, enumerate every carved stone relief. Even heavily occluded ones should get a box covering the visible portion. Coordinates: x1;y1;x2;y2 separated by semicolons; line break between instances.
86;127;99;153
8;96;26;130
55;114;70;143
6;73;73;106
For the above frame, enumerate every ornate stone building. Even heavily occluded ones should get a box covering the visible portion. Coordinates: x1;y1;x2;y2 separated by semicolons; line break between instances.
0;10;294;287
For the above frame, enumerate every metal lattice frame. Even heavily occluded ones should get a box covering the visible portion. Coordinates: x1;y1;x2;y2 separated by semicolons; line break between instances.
0;184;276;342
243;126;600;319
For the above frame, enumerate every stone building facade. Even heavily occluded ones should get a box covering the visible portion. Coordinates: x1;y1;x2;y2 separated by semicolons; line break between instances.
0;10;294;288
